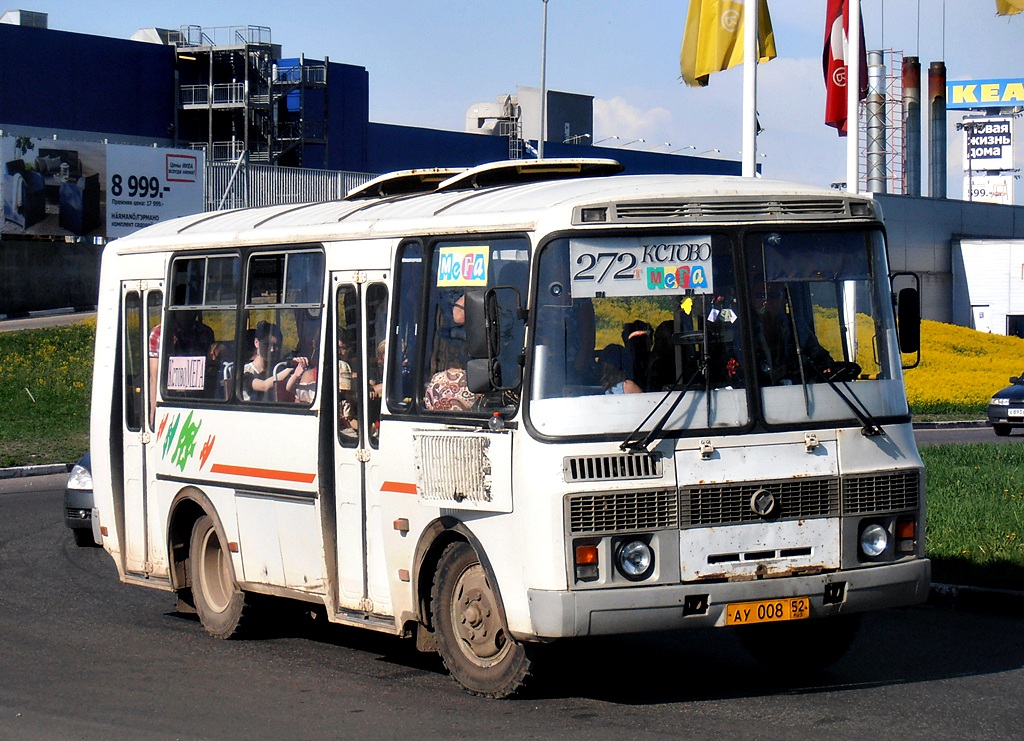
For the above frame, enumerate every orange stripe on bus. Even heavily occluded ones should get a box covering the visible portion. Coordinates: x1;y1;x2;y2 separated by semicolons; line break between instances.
381;481;418;495
209;463;316;484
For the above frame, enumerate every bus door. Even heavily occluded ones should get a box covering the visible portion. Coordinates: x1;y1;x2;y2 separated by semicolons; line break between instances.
332;273;390;614
120;282;163;576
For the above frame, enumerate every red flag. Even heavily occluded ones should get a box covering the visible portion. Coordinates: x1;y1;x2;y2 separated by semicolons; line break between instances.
823;0;868;136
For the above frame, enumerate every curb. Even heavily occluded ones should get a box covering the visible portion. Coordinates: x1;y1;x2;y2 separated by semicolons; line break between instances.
912;419;988;430
0;463;72;480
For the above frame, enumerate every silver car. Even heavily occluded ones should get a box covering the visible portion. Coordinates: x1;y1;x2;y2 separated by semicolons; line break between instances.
64;453;97;546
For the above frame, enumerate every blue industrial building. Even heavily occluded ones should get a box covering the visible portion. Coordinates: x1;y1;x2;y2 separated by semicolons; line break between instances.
0;12;736;315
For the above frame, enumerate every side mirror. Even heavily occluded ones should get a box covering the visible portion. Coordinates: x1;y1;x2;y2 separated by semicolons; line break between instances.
464;289;491;360
896;287;921;368
463;286;525;393
466;358;501;393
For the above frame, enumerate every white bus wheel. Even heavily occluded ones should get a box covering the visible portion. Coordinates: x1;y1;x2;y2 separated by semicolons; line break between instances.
189;514;251;639
431;541;534;698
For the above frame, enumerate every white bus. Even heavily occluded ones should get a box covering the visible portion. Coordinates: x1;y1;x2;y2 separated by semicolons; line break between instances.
90;159;929;697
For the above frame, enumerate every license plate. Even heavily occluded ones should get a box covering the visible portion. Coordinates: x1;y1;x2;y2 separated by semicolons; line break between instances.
1008;408;1024;417
724;597;810;626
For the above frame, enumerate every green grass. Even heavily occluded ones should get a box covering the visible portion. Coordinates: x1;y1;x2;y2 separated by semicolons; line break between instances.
0;321;94;468
922;444;1024;590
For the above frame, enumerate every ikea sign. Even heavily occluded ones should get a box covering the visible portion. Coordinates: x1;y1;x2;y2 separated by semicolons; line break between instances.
947;78;1024;110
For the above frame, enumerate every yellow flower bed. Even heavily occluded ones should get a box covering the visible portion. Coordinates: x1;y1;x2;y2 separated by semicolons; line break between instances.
905;320;1024;413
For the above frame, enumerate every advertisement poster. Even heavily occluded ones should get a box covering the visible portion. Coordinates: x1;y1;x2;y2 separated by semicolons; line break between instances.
961;117;1014;172
106;145;204;239
963;174;1014;205
1;136;204;239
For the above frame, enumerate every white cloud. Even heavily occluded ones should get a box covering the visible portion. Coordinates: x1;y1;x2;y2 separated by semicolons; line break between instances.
593;97;674;142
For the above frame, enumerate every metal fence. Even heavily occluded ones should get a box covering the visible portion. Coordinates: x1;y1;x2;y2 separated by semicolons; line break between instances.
205;161;376;211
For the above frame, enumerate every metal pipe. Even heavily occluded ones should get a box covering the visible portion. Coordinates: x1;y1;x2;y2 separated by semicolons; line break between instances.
903;56;921;196
928;61;947;198
866;50;887;194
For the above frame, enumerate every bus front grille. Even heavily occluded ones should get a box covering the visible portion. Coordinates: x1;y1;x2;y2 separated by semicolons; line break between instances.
567;471;919;535
569;490;678;534
680;477;840;528
842;470;920;514
563;453;663;483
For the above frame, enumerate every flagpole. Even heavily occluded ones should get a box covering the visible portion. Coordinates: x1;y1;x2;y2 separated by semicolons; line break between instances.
538;0;549;159
742;0;758;177
846;0;861;193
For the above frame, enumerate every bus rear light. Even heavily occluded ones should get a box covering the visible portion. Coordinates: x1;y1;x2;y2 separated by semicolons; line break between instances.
228;542;239;553
575;544;599;581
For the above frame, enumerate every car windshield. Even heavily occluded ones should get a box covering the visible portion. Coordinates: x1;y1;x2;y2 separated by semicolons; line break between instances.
527;229;907;439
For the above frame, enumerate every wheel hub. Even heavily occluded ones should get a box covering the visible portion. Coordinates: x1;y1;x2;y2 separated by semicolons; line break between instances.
452;564;507;662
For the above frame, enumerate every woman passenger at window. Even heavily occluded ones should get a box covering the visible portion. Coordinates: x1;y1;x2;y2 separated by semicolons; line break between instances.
243;321;307;401
292;335;319;404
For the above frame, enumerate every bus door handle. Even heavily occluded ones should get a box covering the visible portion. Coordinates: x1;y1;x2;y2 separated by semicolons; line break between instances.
356;449;370;463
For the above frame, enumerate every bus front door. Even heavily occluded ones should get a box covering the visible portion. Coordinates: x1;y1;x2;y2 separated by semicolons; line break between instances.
120;283;163;577
332;274;390;615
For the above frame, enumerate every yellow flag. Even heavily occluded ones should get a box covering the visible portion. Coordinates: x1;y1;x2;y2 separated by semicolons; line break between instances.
996;0;1024;15
680;0;777;87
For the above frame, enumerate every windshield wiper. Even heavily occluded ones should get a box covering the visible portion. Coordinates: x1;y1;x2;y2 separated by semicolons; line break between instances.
815;369;884;436
620;333;707;454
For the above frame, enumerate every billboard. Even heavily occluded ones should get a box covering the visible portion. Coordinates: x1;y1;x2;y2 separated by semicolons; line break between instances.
947;78;1024;110
1;136;204;239
963;174;1014;206
961;117;1014;172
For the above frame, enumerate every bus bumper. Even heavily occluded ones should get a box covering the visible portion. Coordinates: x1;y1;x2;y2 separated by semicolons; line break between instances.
525;558;930;639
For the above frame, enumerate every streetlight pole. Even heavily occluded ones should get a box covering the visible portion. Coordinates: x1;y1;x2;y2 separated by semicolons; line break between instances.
538;0;549;159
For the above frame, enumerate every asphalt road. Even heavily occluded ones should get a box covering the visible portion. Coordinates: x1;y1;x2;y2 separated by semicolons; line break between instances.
914;423;1020;446
2;474;1023;739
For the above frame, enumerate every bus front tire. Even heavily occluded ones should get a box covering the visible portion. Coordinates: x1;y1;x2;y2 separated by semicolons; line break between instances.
431;541;533;698
189;514;251;639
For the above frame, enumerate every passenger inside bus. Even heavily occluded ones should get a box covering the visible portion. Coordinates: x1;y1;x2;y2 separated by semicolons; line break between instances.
242;321;307;401
291;335;319;404
752;282;840;385
598;344;642;394
646;320;679;391
424;292;478;411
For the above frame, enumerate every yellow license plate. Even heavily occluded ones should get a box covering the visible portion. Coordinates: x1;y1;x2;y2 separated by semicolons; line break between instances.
724;597;810;626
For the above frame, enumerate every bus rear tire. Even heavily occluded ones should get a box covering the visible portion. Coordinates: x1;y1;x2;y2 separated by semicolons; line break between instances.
737;613;860;675
189;514;251;639
431;541;533;698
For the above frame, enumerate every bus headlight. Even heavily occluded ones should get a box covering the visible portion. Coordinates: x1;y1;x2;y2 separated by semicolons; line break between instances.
859;523;889;558
615;539;654;581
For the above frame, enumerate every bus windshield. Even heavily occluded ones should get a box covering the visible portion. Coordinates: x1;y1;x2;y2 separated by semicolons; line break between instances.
528;229;907;437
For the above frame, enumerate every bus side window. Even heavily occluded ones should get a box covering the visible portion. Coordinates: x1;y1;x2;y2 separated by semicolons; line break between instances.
165;255;238;402
123;291;144;433
241;250;324;404
366;284;389;447
336;284;360;447
389;241;423;413
145;290;162;427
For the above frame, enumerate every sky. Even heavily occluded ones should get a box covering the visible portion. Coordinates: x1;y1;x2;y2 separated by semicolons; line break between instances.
22;1;1024;192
